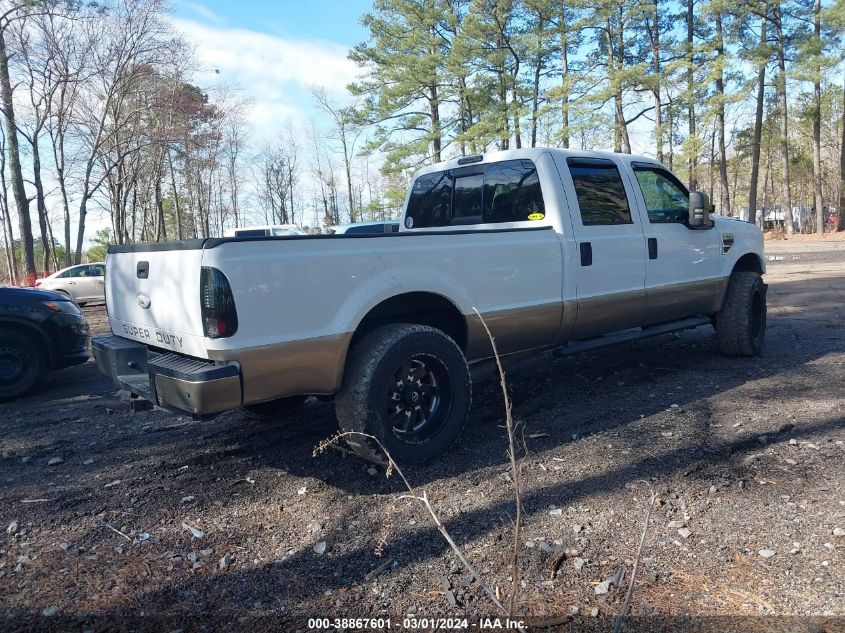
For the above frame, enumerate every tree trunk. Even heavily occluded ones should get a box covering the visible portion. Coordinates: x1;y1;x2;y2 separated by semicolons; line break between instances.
607;20;621;153
0;120;16;283
774;3;794;236
651;0;663;162
167;149;183;240
560;5;570;149
343;137;354;224
668;103;675;170
32;140;51;274
0;199;13;283
616;16;630;154
430;83;442;162
0;29;36;284
686;0;698;190
530;38;541;148
715;14;731;216
838;70;845;231
512;63;522;149
686;0;697;189
812;0;823;234
748;14;767;226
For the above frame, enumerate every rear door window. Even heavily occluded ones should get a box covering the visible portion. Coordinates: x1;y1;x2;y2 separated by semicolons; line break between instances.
405;159;545;228
567;159;632;226
483;160;545;223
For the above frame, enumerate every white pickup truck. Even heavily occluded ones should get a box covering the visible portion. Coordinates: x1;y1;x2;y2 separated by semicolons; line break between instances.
93;148;766;463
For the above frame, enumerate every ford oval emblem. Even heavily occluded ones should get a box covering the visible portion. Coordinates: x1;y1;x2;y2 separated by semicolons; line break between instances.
137;293;151;309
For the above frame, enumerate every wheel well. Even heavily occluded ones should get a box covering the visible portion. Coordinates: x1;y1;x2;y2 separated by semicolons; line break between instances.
352;292;467;351
732;253;763;275
0;322;50;367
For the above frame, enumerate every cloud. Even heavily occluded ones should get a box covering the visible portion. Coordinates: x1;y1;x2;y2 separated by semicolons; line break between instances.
170;18;358;99
169;16;361;155
182;2;224;24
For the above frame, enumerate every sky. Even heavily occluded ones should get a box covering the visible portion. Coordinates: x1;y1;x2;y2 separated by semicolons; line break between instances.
172;0;373;142
76;0;376;242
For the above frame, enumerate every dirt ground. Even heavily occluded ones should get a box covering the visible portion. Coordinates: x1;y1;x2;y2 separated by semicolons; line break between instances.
1;239;844;632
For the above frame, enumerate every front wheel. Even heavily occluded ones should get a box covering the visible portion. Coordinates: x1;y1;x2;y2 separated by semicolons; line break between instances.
715;271;767;357
0;330;44;400
335;324;471;464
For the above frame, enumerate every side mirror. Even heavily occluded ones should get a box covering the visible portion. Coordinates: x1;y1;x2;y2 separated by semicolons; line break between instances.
689;191;711;227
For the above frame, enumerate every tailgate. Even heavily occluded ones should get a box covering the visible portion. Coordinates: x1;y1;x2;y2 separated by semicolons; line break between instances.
105;244;209;358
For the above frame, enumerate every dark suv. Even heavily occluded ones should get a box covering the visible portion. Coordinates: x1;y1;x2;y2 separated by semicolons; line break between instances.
0;287;90;399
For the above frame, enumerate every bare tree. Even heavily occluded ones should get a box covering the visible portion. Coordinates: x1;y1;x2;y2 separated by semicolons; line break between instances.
0;2;39;283
255;139;297;225
0;118;15;283
311;86;362;223
71;0;171;262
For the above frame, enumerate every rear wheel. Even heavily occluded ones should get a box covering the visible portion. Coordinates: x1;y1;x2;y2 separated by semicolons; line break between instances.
243;395;308;418
0;330;44;400
335;324;471;464
715;271;767;357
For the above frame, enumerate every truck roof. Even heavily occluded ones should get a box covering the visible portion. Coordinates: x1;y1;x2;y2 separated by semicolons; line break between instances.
412;147;664;179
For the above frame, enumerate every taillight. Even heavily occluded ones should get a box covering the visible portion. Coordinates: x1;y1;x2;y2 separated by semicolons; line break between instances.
34;281;41;287
200;267;238;338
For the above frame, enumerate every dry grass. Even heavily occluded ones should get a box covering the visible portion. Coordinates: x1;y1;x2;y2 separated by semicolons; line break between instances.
635;554;779;616
764;230;845;242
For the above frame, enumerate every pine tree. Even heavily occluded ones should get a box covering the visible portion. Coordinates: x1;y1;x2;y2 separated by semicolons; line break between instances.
350;0;456;171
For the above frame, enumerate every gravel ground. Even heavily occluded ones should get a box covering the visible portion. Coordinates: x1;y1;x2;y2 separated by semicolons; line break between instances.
1;240;844;632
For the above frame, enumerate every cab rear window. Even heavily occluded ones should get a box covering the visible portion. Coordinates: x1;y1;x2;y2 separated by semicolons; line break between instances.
405;159;544;228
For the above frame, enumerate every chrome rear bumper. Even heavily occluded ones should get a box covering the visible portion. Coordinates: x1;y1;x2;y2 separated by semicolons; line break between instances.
92;335;241;416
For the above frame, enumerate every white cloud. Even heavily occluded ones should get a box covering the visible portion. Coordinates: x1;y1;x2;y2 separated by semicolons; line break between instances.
182;2;224;24
169;16;361;157
170;17;357;99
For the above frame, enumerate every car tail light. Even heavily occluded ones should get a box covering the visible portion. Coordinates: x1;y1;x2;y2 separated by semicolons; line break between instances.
200;266;238;338
34;280;41;287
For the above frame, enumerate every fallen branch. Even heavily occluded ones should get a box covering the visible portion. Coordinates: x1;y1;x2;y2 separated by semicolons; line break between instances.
612;481;658;633
473;307;524;616
102;522;132;542
315;431;517;624
363;558;395;582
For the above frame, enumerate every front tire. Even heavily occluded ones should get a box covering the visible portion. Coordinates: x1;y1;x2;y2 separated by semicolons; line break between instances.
0;330;44;400
715;271;767;357
335;324;471;464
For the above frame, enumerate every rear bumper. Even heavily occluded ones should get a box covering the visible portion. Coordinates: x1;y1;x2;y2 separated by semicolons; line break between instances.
92;335;241;416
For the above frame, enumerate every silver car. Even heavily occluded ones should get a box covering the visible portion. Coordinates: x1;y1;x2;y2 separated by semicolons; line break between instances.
36;263;106;306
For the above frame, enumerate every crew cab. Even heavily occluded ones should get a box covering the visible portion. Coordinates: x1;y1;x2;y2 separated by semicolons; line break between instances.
92;148;766;463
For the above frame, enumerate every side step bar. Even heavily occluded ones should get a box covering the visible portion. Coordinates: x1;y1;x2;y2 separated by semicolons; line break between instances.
552;315;712;357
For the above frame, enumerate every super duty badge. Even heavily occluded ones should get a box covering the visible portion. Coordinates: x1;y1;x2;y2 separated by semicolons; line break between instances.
122;323;183;349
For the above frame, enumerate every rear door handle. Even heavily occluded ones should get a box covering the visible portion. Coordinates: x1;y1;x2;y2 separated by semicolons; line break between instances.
579;242;592;267
648;237;658;260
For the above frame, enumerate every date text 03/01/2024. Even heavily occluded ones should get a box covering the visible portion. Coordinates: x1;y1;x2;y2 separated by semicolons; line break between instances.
307;617;526;630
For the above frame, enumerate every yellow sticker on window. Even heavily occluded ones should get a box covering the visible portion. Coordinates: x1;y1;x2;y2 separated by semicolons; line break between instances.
527;213;545;221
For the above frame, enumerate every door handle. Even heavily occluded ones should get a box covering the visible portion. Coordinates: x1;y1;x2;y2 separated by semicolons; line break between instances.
68;281;76;285
579;242;592;266
648;237;658;260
